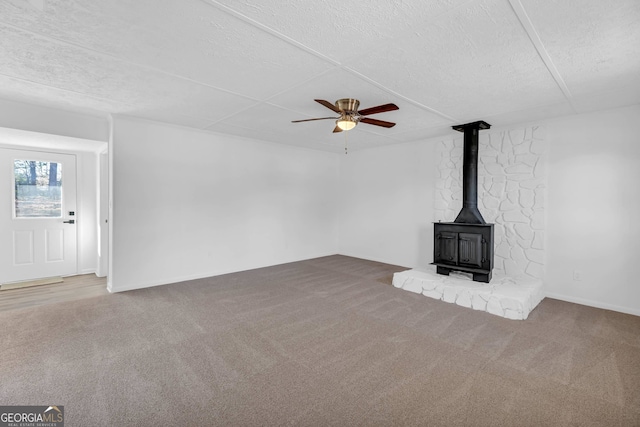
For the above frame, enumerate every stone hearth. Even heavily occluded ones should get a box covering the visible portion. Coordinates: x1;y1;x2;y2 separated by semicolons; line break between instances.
392;268;544;320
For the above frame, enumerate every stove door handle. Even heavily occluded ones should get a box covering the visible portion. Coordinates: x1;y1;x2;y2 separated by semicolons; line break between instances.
481;238;487;263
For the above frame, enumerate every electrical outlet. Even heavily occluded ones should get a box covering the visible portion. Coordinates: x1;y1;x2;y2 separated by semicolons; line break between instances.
573;270;582;281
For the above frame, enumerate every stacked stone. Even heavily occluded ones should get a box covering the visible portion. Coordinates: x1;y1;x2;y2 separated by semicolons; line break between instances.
435;126;548;279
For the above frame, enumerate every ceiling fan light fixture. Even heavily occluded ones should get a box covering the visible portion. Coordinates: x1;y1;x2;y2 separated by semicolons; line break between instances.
336;116;357;131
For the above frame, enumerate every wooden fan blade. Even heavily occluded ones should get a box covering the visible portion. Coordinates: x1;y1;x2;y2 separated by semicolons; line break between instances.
358;103;399;116
332;126;343;133
315;99;341;113
360;117;396;128
291;117;338;123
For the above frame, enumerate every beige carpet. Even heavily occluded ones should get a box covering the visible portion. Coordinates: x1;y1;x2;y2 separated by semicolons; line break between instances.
1;255;639;426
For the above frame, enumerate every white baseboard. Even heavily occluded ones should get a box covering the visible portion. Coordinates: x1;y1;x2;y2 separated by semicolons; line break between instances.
108;271;221;293
336;251;411;269
545;292;640;317
108;252;338;293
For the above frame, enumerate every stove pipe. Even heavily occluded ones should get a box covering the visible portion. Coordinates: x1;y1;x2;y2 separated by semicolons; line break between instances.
452;121;491;224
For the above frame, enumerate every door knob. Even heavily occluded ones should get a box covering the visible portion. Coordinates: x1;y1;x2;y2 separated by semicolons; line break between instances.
63;220;75;224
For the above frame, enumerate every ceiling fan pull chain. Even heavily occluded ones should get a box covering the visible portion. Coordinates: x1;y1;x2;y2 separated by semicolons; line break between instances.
344;131;348;155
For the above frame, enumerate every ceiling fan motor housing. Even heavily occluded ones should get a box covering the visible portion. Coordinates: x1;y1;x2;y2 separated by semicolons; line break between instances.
336;98;360;113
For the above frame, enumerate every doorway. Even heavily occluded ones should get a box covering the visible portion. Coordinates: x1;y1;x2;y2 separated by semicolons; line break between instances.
0;148;78;283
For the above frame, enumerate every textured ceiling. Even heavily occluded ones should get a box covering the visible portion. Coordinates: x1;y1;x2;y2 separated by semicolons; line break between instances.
1;0;639;152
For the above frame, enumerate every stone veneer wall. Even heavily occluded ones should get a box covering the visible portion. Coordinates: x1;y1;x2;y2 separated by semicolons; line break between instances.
434;126;547;279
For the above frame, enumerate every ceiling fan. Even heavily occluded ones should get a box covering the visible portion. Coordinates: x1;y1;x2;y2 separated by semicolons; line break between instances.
292;99;399;133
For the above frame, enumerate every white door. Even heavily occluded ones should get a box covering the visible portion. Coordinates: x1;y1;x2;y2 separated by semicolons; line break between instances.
0;148;77;283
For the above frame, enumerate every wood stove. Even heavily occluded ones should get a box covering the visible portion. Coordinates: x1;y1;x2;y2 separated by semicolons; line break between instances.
433;222;494;283
432;121;494;283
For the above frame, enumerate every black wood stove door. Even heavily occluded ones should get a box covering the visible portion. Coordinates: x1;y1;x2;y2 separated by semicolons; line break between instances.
458;233;483;268
436;231;458;265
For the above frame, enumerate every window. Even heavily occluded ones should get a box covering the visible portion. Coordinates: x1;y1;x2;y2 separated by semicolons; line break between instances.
13;159;63;218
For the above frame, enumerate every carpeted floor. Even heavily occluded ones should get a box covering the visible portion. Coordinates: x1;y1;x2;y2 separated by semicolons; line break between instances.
1;255;639;426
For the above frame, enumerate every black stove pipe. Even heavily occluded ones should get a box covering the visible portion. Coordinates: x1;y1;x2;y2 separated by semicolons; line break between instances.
452;120;491;224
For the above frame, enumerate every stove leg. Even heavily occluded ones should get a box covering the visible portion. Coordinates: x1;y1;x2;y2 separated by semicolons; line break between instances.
437;266;451;276
473;272;491;283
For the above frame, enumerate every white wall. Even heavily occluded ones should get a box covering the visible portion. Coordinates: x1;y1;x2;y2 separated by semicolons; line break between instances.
545;105;640;315
338;105;640;316
96;149;109;277
338;140;437;268
76;151;99;274
108;116;340;292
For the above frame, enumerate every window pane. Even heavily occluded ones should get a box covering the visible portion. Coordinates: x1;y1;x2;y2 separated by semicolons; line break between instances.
14;160;63;218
